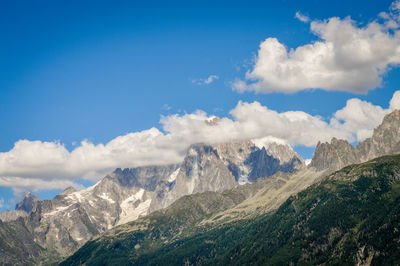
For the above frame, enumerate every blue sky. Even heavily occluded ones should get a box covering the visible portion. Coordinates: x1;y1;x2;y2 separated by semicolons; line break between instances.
1;0;400;211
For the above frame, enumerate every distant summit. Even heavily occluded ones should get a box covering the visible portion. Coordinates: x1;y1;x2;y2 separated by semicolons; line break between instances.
15;192;40;213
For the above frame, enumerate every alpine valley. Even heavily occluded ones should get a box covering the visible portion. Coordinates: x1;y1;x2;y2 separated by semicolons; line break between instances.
1;110;400;265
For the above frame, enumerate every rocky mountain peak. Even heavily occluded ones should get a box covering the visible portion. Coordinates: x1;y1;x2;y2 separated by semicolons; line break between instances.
0;192;39;222
215;140;256;157
245;146;279;182
174;143;236;195
357;109;400;162
112;164;180;191
186;143;220;158
15;192;40;213
381;108;400;124
59;187;76;196
310;109;400;172
309;138;358;171
264;142;304;165
210;140;304;184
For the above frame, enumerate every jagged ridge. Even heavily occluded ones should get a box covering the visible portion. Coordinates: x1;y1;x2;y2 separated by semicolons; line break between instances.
0;140;303;263
310;109;400;171
62;154;400;265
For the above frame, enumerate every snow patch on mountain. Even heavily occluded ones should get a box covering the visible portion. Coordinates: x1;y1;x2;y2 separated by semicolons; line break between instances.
118;189;151;225
167;168;180;182
98;193;115;204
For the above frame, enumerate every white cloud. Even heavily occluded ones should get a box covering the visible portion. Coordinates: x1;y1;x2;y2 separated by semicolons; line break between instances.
0;198;4;209
295;11;310;23
1;91;399;193
390;90;400;109
0;177;84;195
162;104;172;111
329;90;400;142
192;75;219;85
330;98;388;141
233;2;400;94
253;136;289;149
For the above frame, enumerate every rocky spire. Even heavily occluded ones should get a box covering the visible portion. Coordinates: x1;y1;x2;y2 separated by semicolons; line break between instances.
15;192;40;213
310;109;400;172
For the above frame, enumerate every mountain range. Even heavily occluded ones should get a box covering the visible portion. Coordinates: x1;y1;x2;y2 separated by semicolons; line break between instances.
1;110;400;265
0;140;303;264
62;153;400;265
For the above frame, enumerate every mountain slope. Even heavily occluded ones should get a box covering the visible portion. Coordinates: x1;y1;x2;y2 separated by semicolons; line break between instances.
200;167;323;225
63;154;400;265
0;140;303;263
60;188;254;265
223;154;400;265
0;218;43;265
60;167;323;265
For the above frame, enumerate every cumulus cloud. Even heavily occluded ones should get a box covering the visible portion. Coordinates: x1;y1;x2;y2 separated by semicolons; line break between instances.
330;99;388;141
233;2;400;93
295;11;310;23
192;75;219;85
1;90;399;193
329;90;400;141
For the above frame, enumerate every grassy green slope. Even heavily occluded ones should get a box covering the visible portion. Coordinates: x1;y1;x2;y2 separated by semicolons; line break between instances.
62;154;400;265
222;154;400;265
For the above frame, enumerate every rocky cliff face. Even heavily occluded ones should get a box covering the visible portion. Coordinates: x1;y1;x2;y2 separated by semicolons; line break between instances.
0;192;40;222
214;141;303;184
310;109;400;171
174;144;237;195
0;209;28;223
357;109;400;161
309;138;359;171
23;163;180;257
15;192;40;213
0;139;304;261
150;141;304;212
0;218;43;265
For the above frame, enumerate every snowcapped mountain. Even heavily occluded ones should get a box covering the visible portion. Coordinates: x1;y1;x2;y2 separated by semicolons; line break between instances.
3;110;400;264
0;140;304;258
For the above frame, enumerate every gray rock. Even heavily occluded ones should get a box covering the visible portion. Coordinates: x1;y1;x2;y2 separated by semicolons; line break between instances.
310;138;358;171
4;139;304;260
310;109;400;172
0;192;41;222
0;209;28;222
15;192;40;213
357;109;400;161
